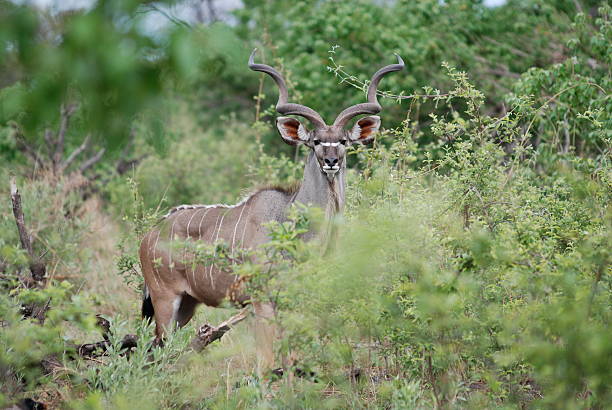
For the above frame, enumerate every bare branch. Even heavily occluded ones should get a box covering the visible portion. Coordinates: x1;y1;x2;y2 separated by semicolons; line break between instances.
79;148;106;173
138;4;191;28
191;307;249;351
114;129;148;175
116;154;148;175
76;334;138;358
61;134;90;172
53;103;77;171
10;177;46;287
71;308;249;361
15;133;45;169
10;177;33;257
44;128;54;153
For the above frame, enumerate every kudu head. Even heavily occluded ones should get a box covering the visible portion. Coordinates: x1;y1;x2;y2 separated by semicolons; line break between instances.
249;49;404;180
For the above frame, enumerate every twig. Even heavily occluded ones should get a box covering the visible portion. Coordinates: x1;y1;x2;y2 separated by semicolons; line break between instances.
327;48;449;101
10;177;33;257
15;133;45;169
10;177;47;320
138;4;191;28
116;154;148;175
79;148;106;173
508;80;608;173
61;134;90;172
53;104;77;172
44;129;54;152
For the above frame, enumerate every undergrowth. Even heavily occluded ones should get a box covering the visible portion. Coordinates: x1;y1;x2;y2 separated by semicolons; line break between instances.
0;4;610;408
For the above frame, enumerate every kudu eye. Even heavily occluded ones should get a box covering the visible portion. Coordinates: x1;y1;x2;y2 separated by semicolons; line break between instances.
340;139;347;145
313;139;321;146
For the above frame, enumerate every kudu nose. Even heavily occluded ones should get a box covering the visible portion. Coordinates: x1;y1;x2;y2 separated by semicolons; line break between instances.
324;157;339;166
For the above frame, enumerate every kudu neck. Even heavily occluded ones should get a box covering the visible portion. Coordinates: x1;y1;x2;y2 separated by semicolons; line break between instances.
293;151;346;217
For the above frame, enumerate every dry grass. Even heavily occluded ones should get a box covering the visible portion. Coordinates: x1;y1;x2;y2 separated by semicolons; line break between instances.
77;197;137;316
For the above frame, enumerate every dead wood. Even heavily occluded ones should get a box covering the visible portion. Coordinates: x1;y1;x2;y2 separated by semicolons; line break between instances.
116;154;148;176
191;307;249;351
9;177;46;287
53;104;77;174
75;334;138;358
9;177;49;324
60;134;90;173
79;148;106;173
14;133;45;170
12;103;109;180
72;308;250;360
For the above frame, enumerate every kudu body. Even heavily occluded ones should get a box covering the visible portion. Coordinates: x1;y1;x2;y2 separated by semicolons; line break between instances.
139;50;403;371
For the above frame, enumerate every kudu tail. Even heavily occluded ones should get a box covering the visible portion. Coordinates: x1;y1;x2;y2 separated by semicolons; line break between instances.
141;285;154;321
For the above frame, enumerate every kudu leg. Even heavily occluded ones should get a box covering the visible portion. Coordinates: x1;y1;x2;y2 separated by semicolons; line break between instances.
252;301;276;377
151;292;182;339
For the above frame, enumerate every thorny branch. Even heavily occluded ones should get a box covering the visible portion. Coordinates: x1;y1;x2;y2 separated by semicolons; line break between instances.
327;47;449;101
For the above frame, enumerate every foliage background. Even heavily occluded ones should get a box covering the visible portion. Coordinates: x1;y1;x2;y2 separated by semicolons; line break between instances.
0;0;610;408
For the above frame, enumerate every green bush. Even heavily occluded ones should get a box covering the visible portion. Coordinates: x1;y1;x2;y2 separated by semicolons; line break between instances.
0;0;610;408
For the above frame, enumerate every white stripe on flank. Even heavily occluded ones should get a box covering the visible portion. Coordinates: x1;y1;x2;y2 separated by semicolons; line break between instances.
146;232;160;289
186;208;199;240
147;229;153;253
193;207;212;288
240;202;251;248
151;230;162;290
209;213;222;243
208;211;225;290
168;215;178;274
197;207;212;239
231;202;247;251
184;209;198;262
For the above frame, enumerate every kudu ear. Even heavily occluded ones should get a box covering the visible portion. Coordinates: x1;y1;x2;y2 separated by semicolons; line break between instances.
350;116;380;145
276;117;310;146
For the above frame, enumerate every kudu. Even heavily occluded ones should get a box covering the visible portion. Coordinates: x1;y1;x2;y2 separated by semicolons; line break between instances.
139;49;404;371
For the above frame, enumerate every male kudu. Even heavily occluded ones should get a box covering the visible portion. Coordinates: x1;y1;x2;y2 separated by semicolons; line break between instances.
139;49;403;371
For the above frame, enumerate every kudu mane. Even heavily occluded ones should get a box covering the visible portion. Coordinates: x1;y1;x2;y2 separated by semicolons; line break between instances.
161;183;300;220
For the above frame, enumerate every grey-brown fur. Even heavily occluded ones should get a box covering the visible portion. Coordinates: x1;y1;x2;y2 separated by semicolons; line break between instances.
142;189;291;304
139;50;403;373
